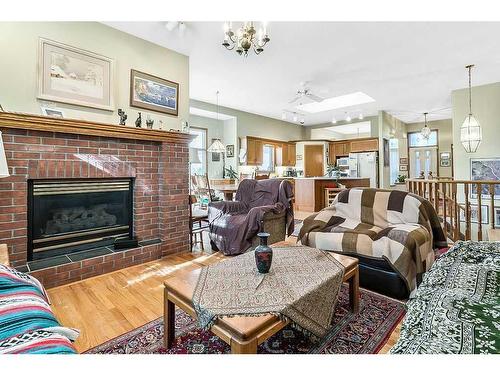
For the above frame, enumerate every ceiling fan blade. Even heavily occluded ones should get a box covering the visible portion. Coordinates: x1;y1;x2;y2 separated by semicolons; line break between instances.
306;93;324;102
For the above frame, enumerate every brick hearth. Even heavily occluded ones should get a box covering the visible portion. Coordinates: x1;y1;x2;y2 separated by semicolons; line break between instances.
0;125;190;287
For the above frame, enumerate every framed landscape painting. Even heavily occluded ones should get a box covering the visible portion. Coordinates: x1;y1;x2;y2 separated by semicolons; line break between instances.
130;69;179;116
470;158;500;199
38;38;115;111
459;204;489;224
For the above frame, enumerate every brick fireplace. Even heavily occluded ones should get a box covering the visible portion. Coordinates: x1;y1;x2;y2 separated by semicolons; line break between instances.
0;112;191;288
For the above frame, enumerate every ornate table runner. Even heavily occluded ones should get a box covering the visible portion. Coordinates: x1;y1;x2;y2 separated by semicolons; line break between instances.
192;246;345;338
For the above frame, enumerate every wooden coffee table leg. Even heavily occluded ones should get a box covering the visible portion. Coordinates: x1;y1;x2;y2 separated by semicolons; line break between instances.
163;288;175;349
348;267;360;313
230;338;258;354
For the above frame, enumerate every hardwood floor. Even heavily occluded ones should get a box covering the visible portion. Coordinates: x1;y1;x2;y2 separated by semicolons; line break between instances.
47;218;402;353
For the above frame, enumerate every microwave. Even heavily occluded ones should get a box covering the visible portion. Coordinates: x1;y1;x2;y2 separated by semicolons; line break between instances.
336;157;349;167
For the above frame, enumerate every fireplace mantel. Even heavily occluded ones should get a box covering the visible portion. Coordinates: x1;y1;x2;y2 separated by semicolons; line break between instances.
0;112;193;144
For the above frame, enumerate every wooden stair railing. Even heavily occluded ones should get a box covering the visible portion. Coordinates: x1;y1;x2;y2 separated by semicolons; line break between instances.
407;178;499;242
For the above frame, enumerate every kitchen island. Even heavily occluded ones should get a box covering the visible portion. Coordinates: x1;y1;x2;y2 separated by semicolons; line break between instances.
293;177;370;212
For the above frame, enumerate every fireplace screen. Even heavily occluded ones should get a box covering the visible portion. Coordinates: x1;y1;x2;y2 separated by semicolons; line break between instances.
28;179;133;260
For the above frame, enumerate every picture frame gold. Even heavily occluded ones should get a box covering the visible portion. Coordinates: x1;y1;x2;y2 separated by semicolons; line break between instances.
130;69;179;116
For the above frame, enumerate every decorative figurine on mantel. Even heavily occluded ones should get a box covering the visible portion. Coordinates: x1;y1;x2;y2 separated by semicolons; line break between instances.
159;120;164;131
181;120;190;133
117;108;127;125
135;112;142;128
146;115;154;129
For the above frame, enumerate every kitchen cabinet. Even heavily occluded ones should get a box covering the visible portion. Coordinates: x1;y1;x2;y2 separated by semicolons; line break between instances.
328;138;378;164
286;143;296;166
244;137;263;165
350;138;378;152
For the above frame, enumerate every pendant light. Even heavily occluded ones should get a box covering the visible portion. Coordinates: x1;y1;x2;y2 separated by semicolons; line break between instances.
420;112;431;140
460;64;482;153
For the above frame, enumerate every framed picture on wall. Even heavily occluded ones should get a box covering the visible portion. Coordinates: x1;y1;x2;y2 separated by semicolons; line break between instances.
399;164;408;171
226;144;234;158
470;158;500;199
440;159;451;167
41;106;64;118
211;139;221;162
399;157;408;165
38;38;115;111
495;207;500;228
130;69;179;116
459;204;489;224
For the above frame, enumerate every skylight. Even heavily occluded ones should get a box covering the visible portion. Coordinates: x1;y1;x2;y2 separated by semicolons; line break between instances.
323;121;371;135
296;92;375;113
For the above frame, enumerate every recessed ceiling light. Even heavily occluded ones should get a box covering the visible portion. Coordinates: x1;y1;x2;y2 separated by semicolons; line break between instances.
296;92;375;113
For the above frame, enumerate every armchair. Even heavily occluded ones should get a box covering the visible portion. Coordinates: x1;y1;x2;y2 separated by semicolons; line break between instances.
208;179;294;255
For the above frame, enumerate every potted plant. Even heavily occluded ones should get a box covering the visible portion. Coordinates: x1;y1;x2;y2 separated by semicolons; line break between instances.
395;174;407;184
326;165;342;187
224;165;238;183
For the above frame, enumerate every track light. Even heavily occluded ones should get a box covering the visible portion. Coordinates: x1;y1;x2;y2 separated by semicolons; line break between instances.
299;116;305;125
281;111;287;120
331;117;337;124
358;113;364;120
165;21;179;31
345;114;351;122
293;113;298;122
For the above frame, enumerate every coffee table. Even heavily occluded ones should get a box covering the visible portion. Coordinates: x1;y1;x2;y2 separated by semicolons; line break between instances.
163;244;359;354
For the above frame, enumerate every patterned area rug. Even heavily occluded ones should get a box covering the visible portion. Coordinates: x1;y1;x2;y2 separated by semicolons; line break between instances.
86;286;405;354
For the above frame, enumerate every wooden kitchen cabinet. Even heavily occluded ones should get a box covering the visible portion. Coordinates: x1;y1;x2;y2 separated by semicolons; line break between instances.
244;137;264;165
287;143;296;166
276;142;296;166
350;138;378;152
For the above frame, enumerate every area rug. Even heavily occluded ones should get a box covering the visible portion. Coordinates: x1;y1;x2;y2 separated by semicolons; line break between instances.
85;285;405;354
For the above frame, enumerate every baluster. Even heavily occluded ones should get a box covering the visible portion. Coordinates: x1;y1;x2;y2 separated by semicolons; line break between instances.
442;182;447;236
452;183;459;242
490;184;496;230
434;181;439;214
477;183;482;240
464;183;470;240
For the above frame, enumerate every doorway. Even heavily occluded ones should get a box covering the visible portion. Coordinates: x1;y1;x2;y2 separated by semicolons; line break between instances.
304;144;324;177
408;146;438;178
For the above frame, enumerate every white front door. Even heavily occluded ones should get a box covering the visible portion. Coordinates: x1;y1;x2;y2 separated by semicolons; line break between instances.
409;147;438;178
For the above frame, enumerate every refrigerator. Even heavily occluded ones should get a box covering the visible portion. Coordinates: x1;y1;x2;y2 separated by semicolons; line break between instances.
348;152;378;188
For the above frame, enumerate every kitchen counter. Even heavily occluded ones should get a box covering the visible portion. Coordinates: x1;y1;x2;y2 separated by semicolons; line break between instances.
293;177;370;212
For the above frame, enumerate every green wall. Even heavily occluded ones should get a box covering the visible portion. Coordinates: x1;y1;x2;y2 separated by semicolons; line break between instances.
0;22;189;130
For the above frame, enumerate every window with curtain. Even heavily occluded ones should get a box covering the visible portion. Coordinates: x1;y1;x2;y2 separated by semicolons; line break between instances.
389;138;399;185
189;128;207;175
259;144;275;172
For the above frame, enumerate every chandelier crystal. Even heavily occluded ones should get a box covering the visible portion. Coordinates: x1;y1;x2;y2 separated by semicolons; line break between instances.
420;112;431;140
222;22;270;56
460;64;482;153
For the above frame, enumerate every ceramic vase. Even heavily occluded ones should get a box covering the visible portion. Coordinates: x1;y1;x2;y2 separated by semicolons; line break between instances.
255;232;272;274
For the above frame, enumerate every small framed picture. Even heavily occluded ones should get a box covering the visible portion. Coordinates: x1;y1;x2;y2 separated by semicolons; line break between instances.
130;69;179;116
399;165;408;171
440;152;451;160
41;107;64;118
399;157;408;165
460;204;489;224
440;159;451;167
296;154;303;161
226;144;234;158
495;207;500;228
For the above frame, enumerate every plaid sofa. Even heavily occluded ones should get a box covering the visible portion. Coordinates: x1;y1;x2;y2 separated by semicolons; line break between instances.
0;264;78;354
299;188;447;297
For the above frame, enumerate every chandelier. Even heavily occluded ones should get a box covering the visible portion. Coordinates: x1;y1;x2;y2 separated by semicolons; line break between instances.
460;64;482;153
222;22;270;56
420;112;431;140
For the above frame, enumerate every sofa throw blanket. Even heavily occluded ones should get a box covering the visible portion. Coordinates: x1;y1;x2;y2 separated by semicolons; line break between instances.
208;179;294;255
391;241;500;354
298;188;447;291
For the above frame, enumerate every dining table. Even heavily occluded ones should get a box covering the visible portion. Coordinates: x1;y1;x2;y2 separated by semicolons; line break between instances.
211;183;239;201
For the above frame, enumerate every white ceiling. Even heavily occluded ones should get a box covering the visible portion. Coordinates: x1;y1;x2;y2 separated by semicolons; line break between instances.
104;22;500;125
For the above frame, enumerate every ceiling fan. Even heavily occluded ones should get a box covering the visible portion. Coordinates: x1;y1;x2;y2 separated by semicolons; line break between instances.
288;82;324;104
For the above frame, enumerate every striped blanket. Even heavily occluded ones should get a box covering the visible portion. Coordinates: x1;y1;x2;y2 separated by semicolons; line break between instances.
0;264;77;354
299;188;447;291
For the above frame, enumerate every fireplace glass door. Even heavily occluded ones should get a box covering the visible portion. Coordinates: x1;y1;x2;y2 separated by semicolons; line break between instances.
28;179;133;260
